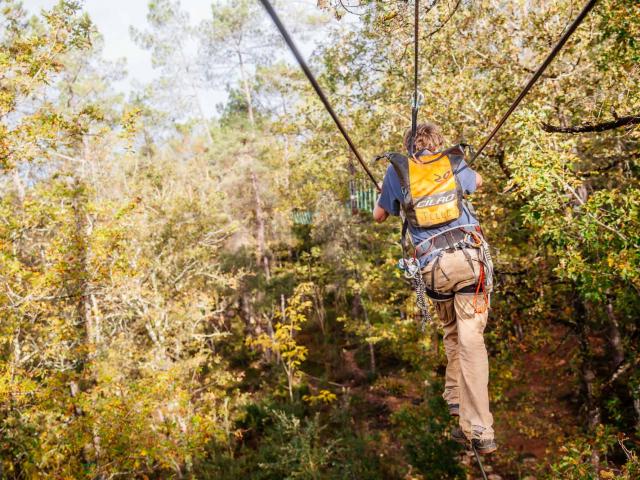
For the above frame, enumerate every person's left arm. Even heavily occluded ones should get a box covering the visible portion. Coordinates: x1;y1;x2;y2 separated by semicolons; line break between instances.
456;160;482;194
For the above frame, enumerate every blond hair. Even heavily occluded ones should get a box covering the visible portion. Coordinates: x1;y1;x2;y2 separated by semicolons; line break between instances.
403;122;446;153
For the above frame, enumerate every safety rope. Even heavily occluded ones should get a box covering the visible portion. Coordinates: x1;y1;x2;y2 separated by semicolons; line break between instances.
258;0;381;192
458;0;599;174
398;256;431;331
471;443;489;480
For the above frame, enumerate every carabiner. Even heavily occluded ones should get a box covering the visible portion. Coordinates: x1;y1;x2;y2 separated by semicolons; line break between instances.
411;91;425;110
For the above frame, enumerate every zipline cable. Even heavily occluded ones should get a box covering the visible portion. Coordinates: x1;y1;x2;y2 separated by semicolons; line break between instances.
465;0;599;168
258;0;381;192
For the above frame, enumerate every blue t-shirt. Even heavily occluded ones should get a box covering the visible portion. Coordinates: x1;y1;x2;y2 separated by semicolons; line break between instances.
378;158;480;263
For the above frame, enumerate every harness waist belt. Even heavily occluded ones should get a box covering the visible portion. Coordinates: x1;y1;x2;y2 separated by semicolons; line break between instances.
416;226;482;258
424;283;479;301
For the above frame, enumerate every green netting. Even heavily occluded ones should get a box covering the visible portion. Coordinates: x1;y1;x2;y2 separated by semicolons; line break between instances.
345;185;377;214
294;186;376;225
355;187;377;212
292;210;314;225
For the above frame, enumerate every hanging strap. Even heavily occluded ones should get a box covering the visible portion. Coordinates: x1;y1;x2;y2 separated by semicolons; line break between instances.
408;0;421;156
400;217;410;261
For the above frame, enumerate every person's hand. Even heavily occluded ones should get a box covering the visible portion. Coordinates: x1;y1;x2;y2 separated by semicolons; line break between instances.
376;194;382;205
373;201;389;223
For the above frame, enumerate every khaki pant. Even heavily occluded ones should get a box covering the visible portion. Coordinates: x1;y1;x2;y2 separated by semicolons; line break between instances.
422;247;494;441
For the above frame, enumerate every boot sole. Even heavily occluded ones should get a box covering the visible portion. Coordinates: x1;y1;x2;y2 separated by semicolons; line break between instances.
474;444;497;455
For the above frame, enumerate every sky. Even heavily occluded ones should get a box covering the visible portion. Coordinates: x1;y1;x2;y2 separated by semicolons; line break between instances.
23;0;332;116
26;1;210;85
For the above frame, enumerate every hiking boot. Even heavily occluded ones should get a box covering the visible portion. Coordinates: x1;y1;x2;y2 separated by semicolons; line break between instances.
472;437;497;455
450;427;469;446
448;403;459;417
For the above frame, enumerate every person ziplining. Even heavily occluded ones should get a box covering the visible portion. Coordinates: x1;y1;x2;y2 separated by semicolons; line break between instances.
376;0;598;461
258;0;599;471
375;124;497;454
374;1;496;457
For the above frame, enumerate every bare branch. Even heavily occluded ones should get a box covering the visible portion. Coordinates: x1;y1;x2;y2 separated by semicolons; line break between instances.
603;356;640;390
425;0;461;39
541;115;640;134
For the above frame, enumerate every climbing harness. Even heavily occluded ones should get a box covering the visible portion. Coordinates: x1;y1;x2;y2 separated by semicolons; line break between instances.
416;224;494;312
458;0;599;174
257;0;380;192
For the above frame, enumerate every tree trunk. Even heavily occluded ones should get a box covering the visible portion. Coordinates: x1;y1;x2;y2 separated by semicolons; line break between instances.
240;292;253;328
264;313;276;363
362;300;376;375
178;47;213;146
237;51;255;127
574;297;601;470
605;298;624;368
313;286;326;337
633;385;640;432
70;175;103;471
72;181;98;346
9;327;21;419
12;169;25;204
281;294;294;402
250;171;270;280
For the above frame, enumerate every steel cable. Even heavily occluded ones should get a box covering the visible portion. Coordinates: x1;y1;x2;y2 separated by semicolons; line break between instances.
459;0;599;174
258;0;381;191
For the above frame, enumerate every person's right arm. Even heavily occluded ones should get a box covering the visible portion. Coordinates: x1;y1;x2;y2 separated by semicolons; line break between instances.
373;202;389;223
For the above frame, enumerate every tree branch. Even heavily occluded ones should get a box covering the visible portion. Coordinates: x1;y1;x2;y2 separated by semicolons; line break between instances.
425;0;461;40
549;171;629;243
576;152;640;177
603;356;640;390
541;115;640;134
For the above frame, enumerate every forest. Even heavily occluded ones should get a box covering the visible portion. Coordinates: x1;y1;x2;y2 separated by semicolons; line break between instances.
0;0;639;478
